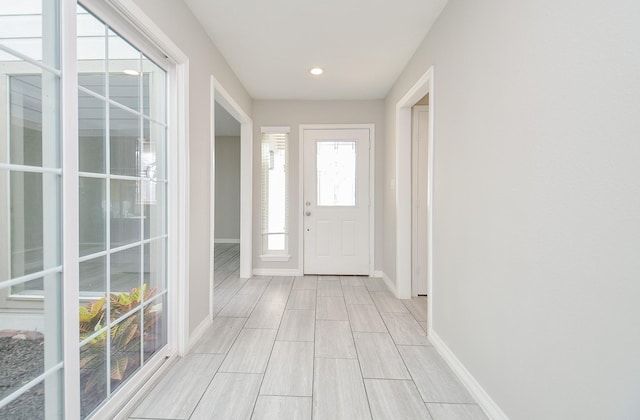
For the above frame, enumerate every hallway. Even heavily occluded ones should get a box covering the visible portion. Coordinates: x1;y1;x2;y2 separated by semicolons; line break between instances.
129;245;486;419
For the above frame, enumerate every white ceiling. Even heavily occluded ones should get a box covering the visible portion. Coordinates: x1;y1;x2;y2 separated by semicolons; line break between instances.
183;0;449;100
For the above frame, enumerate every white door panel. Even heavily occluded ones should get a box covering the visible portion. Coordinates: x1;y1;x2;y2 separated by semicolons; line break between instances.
303;128;370;275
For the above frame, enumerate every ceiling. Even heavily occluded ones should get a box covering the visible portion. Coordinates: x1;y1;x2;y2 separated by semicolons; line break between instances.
183;0;448;100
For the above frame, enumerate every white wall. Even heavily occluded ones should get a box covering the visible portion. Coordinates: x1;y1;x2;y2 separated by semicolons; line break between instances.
133;0;252;334
384;0;640;418
252;100;385;273
215;136;241;241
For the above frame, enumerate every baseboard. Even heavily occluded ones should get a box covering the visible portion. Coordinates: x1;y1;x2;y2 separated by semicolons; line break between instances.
374;270;397;296
214;238;240;244
428;331;509;420
187;316;213;352
252;268;303;277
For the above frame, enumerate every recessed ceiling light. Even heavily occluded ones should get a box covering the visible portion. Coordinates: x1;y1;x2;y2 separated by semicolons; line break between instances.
309;67;324;76
123;69;140;76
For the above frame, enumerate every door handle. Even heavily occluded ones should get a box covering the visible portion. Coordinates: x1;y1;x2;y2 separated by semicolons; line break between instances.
306;211;311;216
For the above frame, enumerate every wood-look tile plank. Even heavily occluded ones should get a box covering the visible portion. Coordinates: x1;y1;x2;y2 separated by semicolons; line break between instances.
269;276;295;287
212;276;248;316
353;332;411;379
214;242;237;256
215;247;239;268
313;358;372;420
277;310;315;342
403;296;428;322
380;312;429;346
215;260;239;275
237;277;272;296
426;403;488;420
214;270;235;289
217;293;261;318
340;276;365;287
419;321;428;333
219;329;277;373
189;372;262;419
258;289;290;307
343;285;374;305
260;341;314;396
317;280;343;297
364;277;388;292
315;320;357;359
191;317;246;354
286;289;317;310
370;291;410;313
347;304;387;333
252;396;312;420
130;354;224;419
316;296;348;320
261;280;293;302
364;379;432;420
245;298;287;329
398;346;475;403
292;276;318;290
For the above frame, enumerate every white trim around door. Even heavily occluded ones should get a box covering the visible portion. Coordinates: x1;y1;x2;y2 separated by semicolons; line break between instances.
298;124;375;277
395;66;434;333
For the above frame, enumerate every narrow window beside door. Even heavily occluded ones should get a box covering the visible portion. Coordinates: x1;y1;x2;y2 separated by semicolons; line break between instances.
260;127;290;261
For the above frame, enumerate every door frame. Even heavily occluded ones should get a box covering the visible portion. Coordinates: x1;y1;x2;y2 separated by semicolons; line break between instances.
395;67;434;332
299;124;375;276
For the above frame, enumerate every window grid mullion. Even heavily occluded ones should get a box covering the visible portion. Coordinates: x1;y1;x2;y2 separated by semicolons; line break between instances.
103;20;112;398
138;52;145;367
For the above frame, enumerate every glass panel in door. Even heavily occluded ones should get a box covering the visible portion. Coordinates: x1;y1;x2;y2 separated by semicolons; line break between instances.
316;141;356;207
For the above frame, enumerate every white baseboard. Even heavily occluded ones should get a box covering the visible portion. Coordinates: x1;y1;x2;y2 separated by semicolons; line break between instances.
252;268;303;277
374;270;397;296
214;238;240;244
187;316;213;352
428;331;509;420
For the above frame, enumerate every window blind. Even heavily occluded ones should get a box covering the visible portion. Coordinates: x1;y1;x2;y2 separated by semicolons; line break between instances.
261;127;289;252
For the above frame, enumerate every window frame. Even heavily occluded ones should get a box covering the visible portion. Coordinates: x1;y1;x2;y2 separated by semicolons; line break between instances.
75;2;191;417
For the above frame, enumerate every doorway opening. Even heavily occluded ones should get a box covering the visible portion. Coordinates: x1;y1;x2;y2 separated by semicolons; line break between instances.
210;77;253;319
213;102;241;309
395;67;434;334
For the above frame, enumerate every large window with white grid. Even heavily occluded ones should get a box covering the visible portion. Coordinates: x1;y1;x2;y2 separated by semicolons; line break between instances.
0;2;170;418
76;5;168;417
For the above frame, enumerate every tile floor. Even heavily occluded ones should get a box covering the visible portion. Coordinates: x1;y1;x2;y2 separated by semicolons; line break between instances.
129;244;487;420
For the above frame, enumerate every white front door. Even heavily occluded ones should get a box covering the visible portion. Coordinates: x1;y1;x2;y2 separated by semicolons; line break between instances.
303;128;370;275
